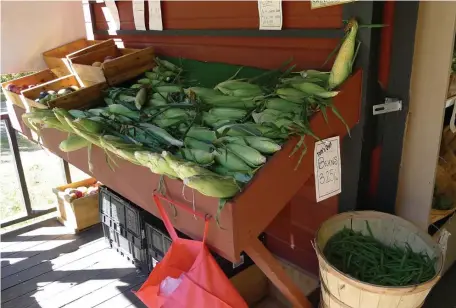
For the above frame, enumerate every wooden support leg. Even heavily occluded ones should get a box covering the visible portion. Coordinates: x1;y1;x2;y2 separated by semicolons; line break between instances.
244;237;312;308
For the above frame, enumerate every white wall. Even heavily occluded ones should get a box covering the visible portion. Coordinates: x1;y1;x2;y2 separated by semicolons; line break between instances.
0;0;86;74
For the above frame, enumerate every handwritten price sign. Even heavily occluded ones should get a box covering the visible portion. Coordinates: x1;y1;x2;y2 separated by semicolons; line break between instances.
314;136;342;202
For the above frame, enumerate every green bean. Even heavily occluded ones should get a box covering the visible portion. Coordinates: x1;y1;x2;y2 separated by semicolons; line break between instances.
324;227;436;286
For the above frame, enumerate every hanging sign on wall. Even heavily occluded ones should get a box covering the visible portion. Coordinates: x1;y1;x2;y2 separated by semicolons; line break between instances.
311;0;356;10
103;0;120;31
132;0;146;30
314;136;342;202
148;0;163;31
257;0;282;30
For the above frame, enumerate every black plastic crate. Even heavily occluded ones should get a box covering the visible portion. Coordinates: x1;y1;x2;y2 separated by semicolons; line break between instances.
101;214;114;246
143;218;256;278
98;186;146;247
125;202;143;238
99;189;111;216
111;225;149;274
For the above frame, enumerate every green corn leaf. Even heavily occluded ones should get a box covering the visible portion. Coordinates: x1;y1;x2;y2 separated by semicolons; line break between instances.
290;135;305;158
295;137;308;171
215;199;228;229
331;105;351;137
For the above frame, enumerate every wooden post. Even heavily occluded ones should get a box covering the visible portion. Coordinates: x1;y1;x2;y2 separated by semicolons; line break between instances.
244;237;312;308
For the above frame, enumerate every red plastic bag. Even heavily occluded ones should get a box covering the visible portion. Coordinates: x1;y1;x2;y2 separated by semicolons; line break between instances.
134;194;248;308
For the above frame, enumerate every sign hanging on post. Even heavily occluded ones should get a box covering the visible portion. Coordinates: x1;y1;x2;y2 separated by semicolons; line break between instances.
314;136;342;202
148;0;163;31
257;0;282;30
103;0;120;31
132;0;146;30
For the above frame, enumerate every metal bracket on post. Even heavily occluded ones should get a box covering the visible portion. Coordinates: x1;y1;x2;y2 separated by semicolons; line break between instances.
373;97;403;115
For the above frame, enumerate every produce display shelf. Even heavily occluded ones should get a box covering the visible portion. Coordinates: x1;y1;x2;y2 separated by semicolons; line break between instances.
8;70;362;308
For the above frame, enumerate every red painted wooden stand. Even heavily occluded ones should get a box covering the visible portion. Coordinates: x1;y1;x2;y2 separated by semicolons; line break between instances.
8;71;362;308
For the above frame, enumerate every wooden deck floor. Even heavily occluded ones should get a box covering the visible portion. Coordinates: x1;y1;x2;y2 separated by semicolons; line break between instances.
1;219;147;308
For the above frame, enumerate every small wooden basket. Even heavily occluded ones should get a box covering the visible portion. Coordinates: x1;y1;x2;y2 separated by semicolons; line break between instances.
1;70;58;109
69;43;155;86
43;38;109;77
53;178;100;233
315;211;443;308
20;75;107;111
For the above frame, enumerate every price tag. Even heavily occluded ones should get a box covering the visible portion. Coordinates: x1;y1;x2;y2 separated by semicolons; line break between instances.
148;0;163;31
258;0;282;31
311;0;356;10
132;0;146;31
314;136;342;202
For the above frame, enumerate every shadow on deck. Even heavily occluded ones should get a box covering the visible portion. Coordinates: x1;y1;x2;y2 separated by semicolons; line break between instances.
1;218;147;308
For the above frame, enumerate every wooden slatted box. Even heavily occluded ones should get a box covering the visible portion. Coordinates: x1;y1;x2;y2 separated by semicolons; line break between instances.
43;38;110;76
1;70;58;109
20;74;107;111
68;39;155;86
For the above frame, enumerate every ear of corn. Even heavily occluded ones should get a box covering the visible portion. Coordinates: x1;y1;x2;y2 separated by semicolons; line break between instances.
184;137;214;151
209;108;247;119
291;82;339;98
202;95;257;109
183;175;239;198
135;151;178;178
244;136;281;154
139;123;183;147
162;151;214;178
59;134;90;152
153;118;184;128
183;126;217;143
135;88;147;110
226;143;266;167
215;80;261;91
146;98;167;107
73;118;105;134
213;136;247;146
328;19;358;89
185;87;221;98
179;148;215;165
214;148;252;172
108;104;140;121
276;88;307;103
155;85;182;93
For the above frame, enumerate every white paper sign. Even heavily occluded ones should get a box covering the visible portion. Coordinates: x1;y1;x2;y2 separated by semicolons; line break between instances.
311;0;356;10
103;0;120;31
257;0;282;31
132;0;146;31
314;136;342;202
148;0;163;31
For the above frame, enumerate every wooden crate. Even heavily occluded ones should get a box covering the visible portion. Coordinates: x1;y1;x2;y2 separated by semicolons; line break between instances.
52;178;100;233
430;208;456;224
20;75;107;111
43;38;109;77
69;44;155;86
1;70;58;109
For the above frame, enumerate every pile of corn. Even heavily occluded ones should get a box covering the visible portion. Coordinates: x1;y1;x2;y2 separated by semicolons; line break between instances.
23;19;358;200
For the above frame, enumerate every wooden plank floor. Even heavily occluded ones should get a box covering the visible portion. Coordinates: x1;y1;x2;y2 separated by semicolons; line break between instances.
1;219;147;308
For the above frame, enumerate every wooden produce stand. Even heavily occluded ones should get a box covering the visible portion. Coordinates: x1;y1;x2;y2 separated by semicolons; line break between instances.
8;69;362;308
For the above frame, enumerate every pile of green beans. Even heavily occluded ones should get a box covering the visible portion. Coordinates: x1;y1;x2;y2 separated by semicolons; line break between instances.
323;224;437;286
